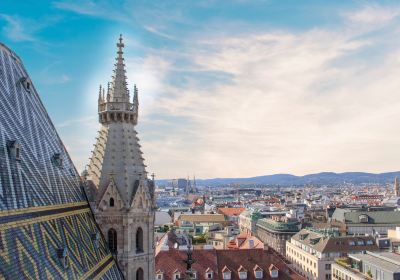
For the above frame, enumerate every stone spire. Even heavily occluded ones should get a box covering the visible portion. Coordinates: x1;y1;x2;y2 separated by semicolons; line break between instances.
85;35;155;279
109;34;129;103
395;177;399;197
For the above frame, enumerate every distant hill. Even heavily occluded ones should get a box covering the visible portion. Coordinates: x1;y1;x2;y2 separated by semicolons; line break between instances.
156;171;400;186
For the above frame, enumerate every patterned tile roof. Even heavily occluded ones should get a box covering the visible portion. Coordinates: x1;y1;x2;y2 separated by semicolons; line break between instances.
0;43;123;279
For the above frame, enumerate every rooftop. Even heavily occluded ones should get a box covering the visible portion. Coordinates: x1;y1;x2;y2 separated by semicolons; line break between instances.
257;218;300;233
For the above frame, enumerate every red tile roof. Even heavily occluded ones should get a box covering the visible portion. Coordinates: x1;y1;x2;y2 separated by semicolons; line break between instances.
218;208;246;216
216;249;305;280
156;249;218;280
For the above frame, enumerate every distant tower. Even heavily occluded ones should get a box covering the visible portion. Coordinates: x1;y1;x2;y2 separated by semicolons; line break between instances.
185;176;190;199
395;177;400;197
192;175;197;193
85;35;155;280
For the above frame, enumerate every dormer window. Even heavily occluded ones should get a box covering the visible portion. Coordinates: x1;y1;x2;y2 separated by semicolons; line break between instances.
359;214;369;223
91;232;100;249
52;153;63;168
173;270;181;280
269;264;279;279
110;197;115;207
253;265;263;279
18;77;31;93
57;247;69;270
238;266;247;279
222;267;231;280
156;270;164;280
191;271;197;279
7;140;21;161
205;269;213;279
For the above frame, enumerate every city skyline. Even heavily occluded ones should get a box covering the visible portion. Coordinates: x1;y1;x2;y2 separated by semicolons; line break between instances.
2;1;400;178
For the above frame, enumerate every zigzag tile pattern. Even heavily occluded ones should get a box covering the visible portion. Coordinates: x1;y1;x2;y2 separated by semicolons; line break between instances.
0;43;123;279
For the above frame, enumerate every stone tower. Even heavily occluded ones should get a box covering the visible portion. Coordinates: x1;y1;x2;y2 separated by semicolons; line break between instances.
395;177;399;197
85;35;155;280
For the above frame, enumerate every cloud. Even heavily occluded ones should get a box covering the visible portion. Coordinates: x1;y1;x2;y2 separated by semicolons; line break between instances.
54;2;400;178
0;14;37;42
143;25;175;40
53;0;129;22
344;4;400;25
132;10;400;178
0;14;62;43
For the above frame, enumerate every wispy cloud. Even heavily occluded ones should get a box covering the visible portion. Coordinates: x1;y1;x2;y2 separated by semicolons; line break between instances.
132;5;400;178
0;14;37;42
143;25;175;40
345;5;400;25
0;13;62;43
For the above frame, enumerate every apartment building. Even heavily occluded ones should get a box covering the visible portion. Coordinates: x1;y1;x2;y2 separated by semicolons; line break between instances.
332;251;400;280
286;228;378;280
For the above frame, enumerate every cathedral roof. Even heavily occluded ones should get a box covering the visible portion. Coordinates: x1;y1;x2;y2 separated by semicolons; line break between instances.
0;43;123;279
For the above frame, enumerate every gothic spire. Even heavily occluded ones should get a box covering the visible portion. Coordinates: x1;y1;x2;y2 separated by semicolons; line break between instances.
133;84;138;104
109;34;129;102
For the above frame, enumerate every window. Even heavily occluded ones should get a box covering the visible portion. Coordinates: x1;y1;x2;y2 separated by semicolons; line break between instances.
191;271;197;279
7;140;21;161
223;272;231;279
136;227;144;253
52;153;63;167
136;268;144;280
91;232;100;249
239;272;247;279
359;214;368;223
109;197;115;207
108;228;117;253
205;272;213;279
156;274;163;280
173;273;180;280
57;247;69;270
255;271;263;279
325;264;331;270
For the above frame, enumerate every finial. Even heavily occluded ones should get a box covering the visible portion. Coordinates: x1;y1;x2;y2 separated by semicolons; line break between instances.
117;34;124;53
98;85;102;100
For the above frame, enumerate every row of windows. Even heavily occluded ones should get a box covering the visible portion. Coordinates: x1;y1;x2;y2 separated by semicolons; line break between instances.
108;227;144;253
158;271;212;280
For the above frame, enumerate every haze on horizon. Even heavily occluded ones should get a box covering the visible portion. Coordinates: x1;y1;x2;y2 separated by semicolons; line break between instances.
2;1;400;179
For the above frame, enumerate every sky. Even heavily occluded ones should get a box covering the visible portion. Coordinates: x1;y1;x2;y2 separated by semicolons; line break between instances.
1;1;400;179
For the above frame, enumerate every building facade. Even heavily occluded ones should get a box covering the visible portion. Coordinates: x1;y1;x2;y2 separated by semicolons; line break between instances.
256;216;300;256
286;228;379;280
332;251;400;280
331;208;400;235
85;35;155;280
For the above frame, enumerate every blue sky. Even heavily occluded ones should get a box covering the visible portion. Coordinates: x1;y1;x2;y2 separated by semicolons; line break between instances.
2;1;400;178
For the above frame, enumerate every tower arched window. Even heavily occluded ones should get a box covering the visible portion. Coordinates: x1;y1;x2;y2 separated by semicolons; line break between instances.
136;227;144;253
108;228;117;253
136;268;144;280
109;197;114;207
